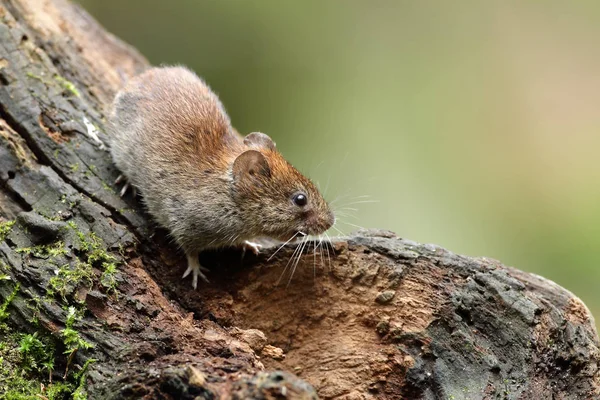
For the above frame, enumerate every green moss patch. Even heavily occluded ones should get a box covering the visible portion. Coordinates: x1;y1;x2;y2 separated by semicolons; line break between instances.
0;288;91;399
54;75;80;97
0;217;121;398
0;220;15;242
16;241;68;259
0;327;91;400
0;283;19;324
47;262;93;302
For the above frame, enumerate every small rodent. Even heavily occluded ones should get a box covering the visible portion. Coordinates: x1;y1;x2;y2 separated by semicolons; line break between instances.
108;66;334;288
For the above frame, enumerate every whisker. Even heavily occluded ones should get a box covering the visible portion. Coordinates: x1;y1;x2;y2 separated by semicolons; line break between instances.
277;236;305;285
323;232;333;272
312;238;318;279
333;211;357;218
330;194;373;204
331;225;345;236
287;234;309;287
335;212;359;221
329;194;351;206
337;221;366;231
268;231;303;261
324;170;332;198
317;235;324;273
335;207;358;212
337;200;380;207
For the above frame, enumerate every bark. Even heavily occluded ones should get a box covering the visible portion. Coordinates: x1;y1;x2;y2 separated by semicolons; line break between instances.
0;0;599;399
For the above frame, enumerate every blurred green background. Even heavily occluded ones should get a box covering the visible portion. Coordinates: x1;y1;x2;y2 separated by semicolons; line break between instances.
77;0;600;321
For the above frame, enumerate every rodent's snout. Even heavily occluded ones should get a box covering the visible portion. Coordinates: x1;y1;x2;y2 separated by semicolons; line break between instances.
309;209;335;235
325;209;335;230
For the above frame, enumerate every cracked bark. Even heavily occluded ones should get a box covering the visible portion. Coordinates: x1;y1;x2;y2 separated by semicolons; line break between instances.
0;0;599;399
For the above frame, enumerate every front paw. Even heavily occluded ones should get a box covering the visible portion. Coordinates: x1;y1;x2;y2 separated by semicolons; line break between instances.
243;240;262;255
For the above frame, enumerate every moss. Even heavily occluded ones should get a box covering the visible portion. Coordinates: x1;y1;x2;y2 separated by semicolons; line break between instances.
100;262;118;295
101;180;115;194
1;369;40;399
72;358;96;400
44;382;76;399
72;227;120;295
17;332;54;375
47;262;93;301
0;230;98;398
83;166;95;178
0;220;15;241
39;223;121;301
61;306;93;355
25;71;45;83
69;163;80;173
26;295;43;325
84;165;98;179
0;282;19;323
0;305;94;399
72;386;88;400
75;229;116;265
0;329;61;400
16;241;68;258
54;75;80;97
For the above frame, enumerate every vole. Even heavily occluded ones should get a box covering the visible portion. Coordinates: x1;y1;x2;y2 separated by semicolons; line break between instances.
108;66;334;288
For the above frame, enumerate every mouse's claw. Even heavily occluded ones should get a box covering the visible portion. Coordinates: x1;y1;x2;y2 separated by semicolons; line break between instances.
119;182;130;197
243;240;262;255
114;174;137;197
184;253;209;289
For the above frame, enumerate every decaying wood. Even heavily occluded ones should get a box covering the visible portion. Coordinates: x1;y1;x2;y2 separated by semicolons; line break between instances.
0;0;599;399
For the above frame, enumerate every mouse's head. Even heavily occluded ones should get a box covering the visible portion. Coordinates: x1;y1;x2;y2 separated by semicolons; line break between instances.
232;132;335;240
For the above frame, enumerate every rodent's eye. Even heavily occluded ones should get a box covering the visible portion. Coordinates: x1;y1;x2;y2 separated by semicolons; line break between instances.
293;193;308;207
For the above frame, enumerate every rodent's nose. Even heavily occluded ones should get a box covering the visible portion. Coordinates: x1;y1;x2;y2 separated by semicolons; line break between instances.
328;210;335;228
323;210;335;231
308;209;335;234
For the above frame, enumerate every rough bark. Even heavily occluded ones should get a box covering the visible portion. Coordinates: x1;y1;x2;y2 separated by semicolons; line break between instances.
0;0;598;399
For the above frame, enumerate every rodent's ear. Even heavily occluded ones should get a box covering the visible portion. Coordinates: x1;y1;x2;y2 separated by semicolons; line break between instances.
233;150;271;182
244;132;276;150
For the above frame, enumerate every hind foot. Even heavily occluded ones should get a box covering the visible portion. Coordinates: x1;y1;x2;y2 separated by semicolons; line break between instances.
182;253;210;289
114;174;137;197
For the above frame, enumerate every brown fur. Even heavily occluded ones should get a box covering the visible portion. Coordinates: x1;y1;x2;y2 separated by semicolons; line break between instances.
108;66;334;287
